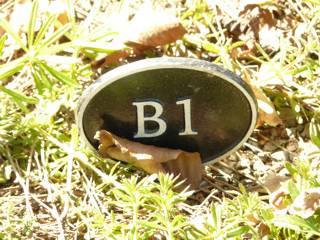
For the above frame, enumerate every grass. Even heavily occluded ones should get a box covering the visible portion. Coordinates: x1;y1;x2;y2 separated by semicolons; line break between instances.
0;0;320;239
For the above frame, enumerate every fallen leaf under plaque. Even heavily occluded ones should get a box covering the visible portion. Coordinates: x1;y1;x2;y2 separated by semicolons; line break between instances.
95;130;202;190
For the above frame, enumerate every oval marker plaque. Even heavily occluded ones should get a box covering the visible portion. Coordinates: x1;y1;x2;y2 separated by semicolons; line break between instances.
77;57;258;165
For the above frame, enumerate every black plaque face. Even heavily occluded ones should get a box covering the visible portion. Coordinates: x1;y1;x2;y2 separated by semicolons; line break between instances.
77;57;257;164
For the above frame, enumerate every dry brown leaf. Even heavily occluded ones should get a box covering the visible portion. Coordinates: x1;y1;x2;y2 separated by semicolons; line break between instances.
121;5;186;51
91;50;129;69
103;50;129;66
258;222;271;237
211;1;288;54
269;188;290;211
289;188;320;219
253;85;283;127
92;4;186;67
95;130;202;190
246;214;270;237
0;13;8;36
246;214;260;224
242;70;282;127
261;172;290;193
48;0;69;25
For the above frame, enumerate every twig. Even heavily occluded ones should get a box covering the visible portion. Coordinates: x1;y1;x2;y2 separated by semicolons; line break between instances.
30;194;65;240
5;146;34;219
256;132;293;153
198;188;219;208
0;0;14;12
202;175;236;198
60;146;74;220
38;141;65;240
208;165;233;180
205;175;240;191
81;168;110;216
216;160;257;182
244;142;264;153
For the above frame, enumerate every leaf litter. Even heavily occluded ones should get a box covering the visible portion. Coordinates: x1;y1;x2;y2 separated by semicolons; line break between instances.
210;0;295;57
93;2;187;68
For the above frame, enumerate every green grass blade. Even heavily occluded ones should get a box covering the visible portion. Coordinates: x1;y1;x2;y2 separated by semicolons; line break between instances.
138;220;167;231
39;23;71;49
309;118;320;148
0;35;7;55
27;0;39;48
45;42;74;55
274;215;320;236
228;41;245;51
0;58;26;81
39;62;77;87
66;0;76;29
0;18;27;52
210;203;222;229
35;64;53;89
183;35;202;48
74;40;126;53
0;85;38;104
226;225;250;238
202;41;220;54
38;55;79;64
31;67;44;94
304;0;320;4
255;42;271;61
33;15;56;47
88;29;118;42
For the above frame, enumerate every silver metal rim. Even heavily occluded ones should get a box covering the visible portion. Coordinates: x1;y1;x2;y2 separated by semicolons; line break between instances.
76;57;258;165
